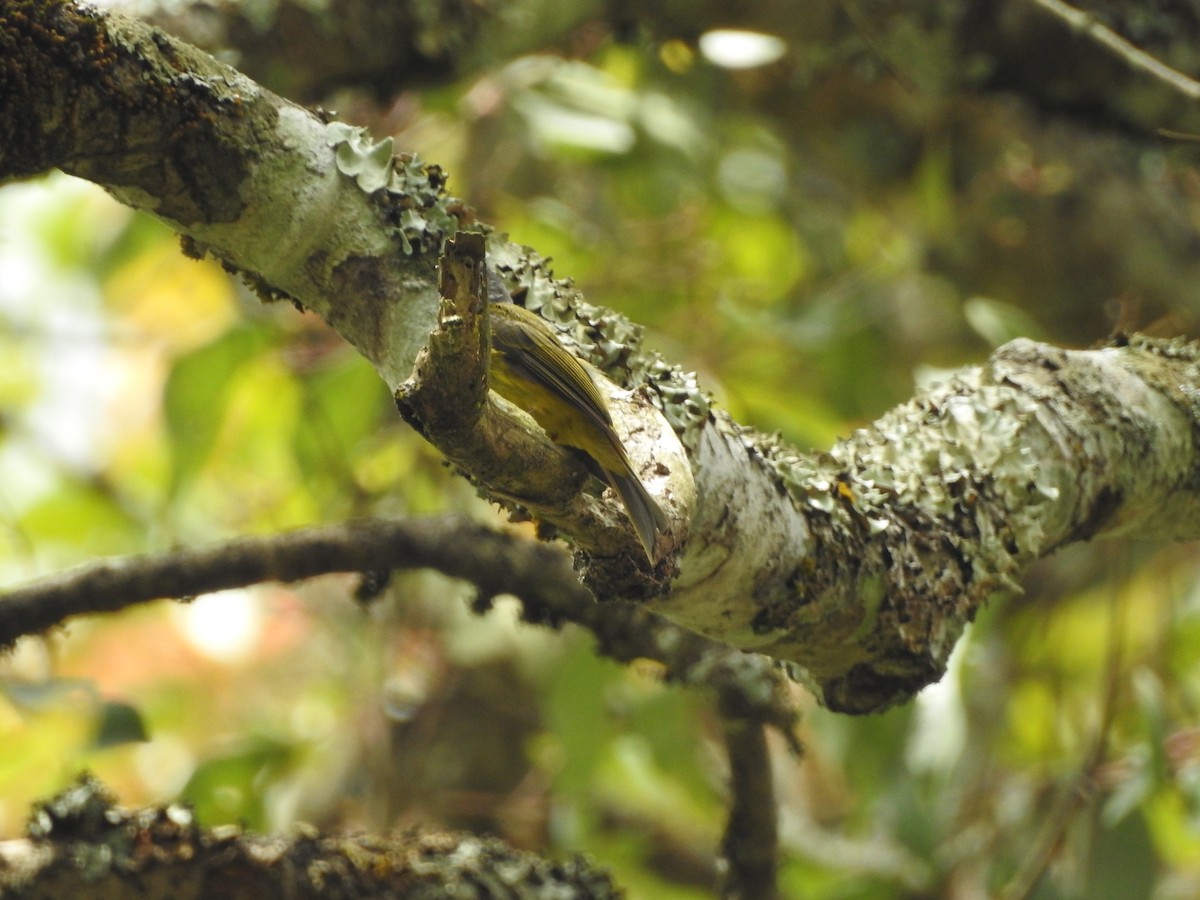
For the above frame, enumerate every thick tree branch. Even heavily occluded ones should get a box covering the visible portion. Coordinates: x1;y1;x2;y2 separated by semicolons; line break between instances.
140;0;495;102
0;0;697;596
7;3;1200;715
0;0;458;387
716;333;1200;713
0;773;621;898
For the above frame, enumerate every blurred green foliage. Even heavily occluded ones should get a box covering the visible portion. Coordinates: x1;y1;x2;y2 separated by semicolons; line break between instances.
3;4;1200;898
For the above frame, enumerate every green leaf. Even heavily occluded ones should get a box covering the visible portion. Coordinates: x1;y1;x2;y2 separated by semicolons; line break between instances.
1084;812;1157;900
91;700;149;748
292;353;388;499
545;640;622;798
163;325;271;503
20;480;144;559
180;736;294;829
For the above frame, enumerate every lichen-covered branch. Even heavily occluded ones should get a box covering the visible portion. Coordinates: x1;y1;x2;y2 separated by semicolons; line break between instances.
0;773;622;898
0;0;461;389
0;0;698;584
6;3;1200;715
653;334;1200;713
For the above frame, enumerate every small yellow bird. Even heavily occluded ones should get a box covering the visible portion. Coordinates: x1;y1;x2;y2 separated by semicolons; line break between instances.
485;288;667;561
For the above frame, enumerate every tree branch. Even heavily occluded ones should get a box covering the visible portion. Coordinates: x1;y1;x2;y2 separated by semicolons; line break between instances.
0;0;694;597
0;517;575;648
1023;0;1200;103
141;0;494;102
0;773;622;898
7;3;1200;714
0;515;804;748
718;709;780;900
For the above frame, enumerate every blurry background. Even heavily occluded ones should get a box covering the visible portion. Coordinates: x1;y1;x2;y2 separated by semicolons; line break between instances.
2;1;1200;896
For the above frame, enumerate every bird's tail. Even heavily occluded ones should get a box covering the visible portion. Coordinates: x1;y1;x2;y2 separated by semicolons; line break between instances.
608;471;668;562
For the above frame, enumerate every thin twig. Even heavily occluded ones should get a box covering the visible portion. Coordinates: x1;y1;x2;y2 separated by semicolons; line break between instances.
718;704;780;900
1025;0;1200;101
838;0;920;93
0;515;804;744
0;516;585;648
1155;127;1200;142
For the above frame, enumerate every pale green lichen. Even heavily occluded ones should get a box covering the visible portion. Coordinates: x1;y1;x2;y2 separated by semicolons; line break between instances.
822;370;1050;593
328;122;395;192
324;122;461;254
733;363;1055;609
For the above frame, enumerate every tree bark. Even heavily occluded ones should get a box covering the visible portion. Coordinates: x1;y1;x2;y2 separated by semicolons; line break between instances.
0;773;621;898
4;2;1200;715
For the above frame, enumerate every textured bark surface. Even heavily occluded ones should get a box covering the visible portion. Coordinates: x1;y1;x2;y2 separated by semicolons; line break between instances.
6;3;1200;715
0;774;621;899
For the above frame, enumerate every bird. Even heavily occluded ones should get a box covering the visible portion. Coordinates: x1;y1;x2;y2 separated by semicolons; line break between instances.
484;279;667;562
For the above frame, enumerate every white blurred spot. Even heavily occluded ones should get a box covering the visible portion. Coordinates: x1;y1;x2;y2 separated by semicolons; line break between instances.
521;100;635;153
699;30;787;69
175;588;262;663
906;634;968;774
0;176;124;471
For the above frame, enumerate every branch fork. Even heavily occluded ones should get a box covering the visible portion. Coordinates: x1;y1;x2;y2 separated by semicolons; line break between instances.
397;232;683;586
